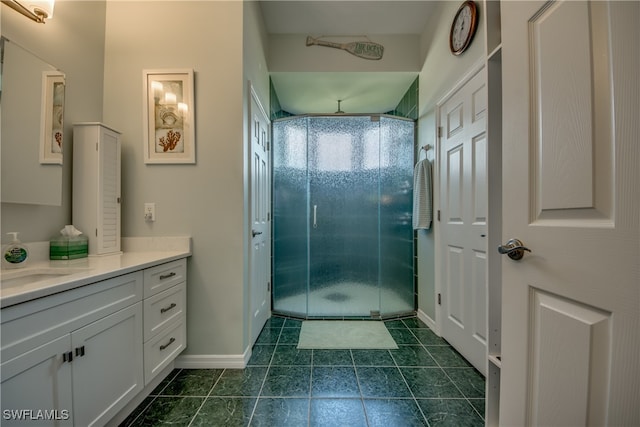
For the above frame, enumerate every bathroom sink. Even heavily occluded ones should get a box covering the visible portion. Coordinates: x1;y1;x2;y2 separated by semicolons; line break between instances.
0;267;91;288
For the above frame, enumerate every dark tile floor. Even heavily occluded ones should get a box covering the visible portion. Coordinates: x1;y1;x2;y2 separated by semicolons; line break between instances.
121;316;485;426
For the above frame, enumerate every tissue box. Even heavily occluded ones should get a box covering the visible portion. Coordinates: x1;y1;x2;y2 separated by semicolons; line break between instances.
50;235;89;260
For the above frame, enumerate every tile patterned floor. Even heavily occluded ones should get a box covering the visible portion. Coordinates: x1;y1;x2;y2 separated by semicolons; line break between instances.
120;317;485;426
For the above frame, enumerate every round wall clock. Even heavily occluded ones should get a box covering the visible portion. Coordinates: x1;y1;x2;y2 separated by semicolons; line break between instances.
449;1;478;56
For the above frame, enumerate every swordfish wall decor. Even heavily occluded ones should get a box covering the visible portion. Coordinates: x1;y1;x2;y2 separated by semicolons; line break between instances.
306;36;384;60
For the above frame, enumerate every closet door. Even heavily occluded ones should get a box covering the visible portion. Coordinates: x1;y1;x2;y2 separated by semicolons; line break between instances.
438;66;488;376
249;88;271;346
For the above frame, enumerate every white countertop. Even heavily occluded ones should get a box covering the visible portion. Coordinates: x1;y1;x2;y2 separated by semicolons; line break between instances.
0;237;191;308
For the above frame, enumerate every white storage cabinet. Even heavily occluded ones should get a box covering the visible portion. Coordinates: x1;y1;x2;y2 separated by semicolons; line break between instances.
73;123;121;256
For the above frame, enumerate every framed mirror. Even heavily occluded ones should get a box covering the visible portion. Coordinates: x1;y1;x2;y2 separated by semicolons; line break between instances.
1;37;65;206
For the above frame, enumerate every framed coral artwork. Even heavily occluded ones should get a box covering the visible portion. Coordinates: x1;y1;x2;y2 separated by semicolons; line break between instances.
39;71;65;164
143;69;195;164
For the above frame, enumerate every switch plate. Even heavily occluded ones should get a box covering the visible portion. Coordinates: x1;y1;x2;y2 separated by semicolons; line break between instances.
144;203;156;221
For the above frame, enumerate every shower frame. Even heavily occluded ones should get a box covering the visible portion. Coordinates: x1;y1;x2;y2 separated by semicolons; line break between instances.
271;113;416;319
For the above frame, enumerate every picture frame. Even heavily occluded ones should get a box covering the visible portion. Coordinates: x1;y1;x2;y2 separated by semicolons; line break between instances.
39;71;65;165
142;69;195;164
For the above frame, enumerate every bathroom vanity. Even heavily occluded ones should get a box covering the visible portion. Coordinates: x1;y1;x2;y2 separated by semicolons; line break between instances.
0;240;190;426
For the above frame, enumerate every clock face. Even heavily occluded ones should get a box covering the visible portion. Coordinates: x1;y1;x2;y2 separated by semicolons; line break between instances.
450;1;478;55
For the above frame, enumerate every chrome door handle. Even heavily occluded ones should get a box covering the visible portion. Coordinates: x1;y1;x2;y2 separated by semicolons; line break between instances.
252;230;263;237
498;239;531;261
313;205;318;228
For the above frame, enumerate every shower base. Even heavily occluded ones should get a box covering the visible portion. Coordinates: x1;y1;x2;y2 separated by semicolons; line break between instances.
273;281;414;319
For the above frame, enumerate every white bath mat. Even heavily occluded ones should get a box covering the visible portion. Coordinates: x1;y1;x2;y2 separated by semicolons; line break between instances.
297;320;398;349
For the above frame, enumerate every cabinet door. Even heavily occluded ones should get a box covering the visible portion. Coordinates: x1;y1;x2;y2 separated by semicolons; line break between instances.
71;303;143;427
72;123;122;256
97;126;121;255
0;335;73;426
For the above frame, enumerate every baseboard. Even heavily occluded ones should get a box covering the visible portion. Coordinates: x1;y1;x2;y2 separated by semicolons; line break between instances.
417;309;438;334
175;347;252;369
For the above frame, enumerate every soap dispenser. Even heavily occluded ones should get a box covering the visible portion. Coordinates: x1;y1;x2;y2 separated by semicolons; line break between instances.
2;232;29;269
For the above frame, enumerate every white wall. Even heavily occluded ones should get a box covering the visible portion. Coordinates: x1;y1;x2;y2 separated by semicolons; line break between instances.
243;0;271;351
102;1;253;357
419;2;486;112
416;1;486;322
1;1;106;243
0;0;268;362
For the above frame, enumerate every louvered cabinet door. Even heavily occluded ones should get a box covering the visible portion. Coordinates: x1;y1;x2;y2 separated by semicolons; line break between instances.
73;123;122;255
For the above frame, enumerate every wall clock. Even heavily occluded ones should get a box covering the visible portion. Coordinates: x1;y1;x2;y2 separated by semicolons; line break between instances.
449;1;478;56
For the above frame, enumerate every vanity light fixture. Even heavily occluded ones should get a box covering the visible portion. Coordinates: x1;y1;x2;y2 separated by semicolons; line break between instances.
1;0;55;23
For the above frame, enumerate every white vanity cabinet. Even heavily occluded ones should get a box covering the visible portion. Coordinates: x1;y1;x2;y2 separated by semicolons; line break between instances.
73;123;122;256
0;272;143;427
0;255;188;426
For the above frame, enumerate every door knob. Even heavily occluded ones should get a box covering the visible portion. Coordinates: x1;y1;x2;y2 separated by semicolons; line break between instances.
252;230;263;238
498;238;531;261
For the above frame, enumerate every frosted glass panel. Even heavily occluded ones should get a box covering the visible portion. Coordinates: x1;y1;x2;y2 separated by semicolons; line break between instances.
272;117;308;315
308;116;380;316
379;117;415;315
272;115;415;318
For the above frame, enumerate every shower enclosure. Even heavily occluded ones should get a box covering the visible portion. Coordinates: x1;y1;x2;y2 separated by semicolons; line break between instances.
272;115;415;318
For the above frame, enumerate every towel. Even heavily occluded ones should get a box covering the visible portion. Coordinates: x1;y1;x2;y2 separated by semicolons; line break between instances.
413;158;433;230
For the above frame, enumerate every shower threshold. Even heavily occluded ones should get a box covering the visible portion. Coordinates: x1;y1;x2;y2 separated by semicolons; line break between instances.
272;281;415;320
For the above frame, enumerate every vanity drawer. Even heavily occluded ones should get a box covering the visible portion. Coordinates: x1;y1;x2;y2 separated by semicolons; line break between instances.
144;319;186;385
143;259;186;297
1;271;142;362
143;282;185;341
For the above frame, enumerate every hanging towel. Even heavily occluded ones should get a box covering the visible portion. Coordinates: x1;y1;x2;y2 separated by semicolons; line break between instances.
413;158;433;230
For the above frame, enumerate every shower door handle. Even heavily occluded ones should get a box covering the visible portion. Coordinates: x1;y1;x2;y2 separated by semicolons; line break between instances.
313;205;318;228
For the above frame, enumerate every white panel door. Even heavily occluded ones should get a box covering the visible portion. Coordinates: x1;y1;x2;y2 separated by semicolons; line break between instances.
439;65;488;376
500;1;639;425
249;86;271;346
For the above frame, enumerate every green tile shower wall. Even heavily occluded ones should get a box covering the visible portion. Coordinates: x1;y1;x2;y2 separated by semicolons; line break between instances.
270;78;293;120
387;77;419;120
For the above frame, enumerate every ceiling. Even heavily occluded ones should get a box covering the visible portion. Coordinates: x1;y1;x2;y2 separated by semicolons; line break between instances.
259;1;435;115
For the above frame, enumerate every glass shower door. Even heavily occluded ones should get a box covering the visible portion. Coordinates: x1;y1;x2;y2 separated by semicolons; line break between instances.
379;116;415;316
272;117;308;315
307;116;381;317
272;114;415;319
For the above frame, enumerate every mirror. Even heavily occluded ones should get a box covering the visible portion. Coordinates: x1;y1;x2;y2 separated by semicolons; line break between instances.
1;37;64;206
